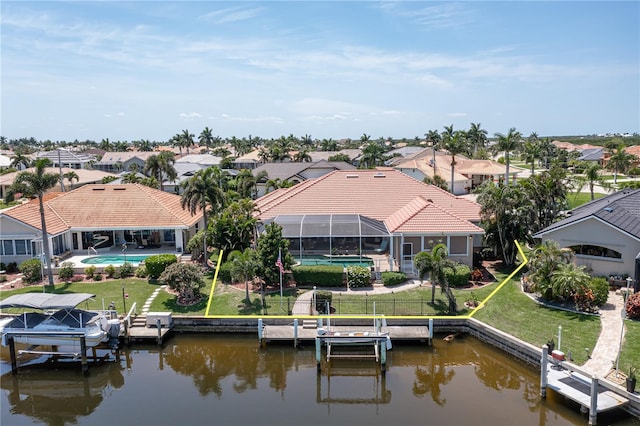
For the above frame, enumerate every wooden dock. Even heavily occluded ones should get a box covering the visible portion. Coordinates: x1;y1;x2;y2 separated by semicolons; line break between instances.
122;313;173;345
546;367;629;413
262;323;431;345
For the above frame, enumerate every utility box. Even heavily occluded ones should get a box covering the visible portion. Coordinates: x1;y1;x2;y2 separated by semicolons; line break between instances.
146;312;173;328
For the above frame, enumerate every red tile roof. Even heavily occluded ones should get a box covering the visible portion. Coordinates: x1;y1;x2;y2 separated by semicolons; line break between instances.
255;169;482;233
3;184;201;234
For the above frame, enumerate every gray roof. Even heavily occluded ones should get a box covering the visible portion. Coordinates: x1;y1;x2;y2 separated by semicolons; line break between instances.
534;188;640;239
0;293;96;310
253;160;355;181
578;148;604;162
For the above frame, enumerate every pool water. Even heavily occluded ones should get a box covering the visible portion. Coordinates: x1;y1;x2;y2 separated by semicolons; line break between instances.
297;255;373;267
81;255;150;265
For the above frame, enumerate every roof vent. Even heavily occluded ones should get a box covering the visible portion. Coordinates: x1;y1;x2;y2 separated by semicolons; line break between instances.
346;174;359;178
92;188;105;191
113;187;126;191
373;173;386;178
603;207;613;213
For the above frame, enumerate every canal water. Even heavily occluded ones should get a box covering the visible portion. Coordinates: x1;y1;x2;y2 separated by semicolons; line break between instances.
1;334;638;426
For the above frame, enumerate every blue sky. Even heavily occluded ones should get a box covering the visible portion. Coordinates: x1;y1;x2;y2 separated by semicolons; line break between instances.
2;1;638;142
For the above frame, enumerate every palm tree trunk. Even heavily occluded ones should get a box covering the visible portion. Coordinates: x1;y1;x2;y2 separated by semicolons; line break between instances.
505;154;510;186
38;196;55;286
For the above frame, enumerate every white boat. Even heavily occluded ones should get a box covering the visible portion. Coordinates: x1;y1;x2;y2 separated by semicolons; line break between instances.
0;293;120;348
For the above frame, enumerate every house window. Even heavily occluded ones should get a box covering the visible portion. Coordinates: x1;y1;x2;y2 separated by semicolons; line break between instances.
568;244;622;260
449;236;467;255
15;240;29;255
2;240;14;256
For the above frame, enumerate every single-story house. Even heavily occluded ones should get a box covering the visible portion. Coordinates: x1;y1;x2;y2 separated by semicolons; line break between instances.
0;184;204;266
93;151;159;173
252;160;356;197
533;188;640;291
34;149;97;170
254;168;484;273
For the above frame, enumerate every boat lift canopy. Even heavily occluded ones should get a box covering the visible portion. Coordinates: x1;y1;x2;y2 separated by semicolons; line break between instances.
0;293;96;310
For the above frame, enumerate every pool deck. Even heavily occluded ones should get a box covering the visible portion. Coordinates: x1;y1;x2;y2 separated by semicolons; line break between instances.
63;246;183;268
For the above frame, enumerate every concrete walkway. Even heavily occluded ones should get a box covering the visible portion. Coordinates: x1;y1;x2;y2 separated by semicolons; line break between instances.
582;289;627;378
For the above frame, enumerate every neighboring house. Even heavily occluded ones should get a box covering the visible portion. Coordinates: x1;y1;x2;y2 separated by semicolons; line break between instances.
533;188;640;291
0;154;11;170
577;147;604;164
94;151;158;173
175;153;222;167
0;167;117;199
394;148;519;194
163;163;237;195
252;160;356;197
233;149;262;170
34;149;97;170
254;168;484;273
307;149;362;165
0;184;203;266
385;146;425;166
624;145;640;169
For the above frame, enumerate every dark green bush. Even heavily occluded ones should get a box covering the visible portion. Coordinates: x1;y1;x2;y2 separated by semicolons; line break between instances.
347;266;371;289
145;254;178;280
589;277;610;307
57;261;75;281
381;271;407;286
291;265;344;287
315;290;333;312
94;273;103;281
217;261;232;283
6;262;18;274
19;259;42;284
443;263;471;287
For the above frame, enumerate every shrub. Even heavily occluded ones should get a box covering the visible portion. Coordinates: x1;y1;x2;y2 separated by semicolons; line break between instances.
315;290;333;313
70;274;84;283
57;261;75;282
119;262;134;278
444;263;471;287
573;285;597;313
217;261;232;283
158;262;206;304
291;265;344;287
84;265;97;279
0;275;6;283
134;264;148;278
347;266;370;289
145;254;178;280
0;262;4;272
627;292;640;320
6;262;18;274
19;259;42;284
104;264;117;279
94;273;103;281
471;268;484;282
588;277;610;307
381;271;407;287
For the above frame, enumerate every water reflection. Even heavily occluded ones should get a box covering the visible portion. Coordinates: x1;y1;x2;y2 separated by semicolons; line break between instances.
1;335;637;426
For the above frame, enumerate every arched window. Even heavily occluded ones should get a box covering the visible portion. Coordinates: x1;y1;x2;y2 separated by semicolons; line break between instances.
568;244;622;260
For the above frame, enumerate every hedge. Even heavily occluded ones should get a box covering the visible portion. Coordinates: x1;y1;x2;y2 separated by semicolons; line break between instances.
145;254;178;280
291;265;344;287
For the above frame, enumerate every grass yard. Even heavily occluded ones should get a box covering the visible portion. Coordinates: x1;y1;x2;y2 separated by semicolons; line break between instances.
567;191;606;209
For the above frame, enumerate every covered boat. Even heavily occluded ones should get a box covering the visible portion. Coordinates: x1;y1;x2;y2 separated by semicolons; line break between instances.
0;293;120;348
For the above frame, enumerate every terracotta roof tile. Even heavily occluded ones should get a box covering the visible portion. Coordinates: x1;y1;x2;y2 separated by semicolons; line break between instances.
255;169;481;231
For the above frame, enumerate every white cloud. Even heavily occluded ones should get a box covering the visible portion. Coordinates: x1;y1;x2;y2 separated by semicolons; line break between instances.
179;112;202;119
198;6;264;24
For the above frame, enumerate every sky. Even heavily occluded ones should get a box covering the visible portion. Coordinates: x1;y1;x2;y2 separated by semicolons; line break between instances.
1;1;639;143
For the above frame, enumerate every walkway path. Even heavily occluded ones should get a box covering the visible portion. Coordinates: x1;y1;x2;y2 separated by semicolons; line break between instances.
140;285;167;315
583;289;627;378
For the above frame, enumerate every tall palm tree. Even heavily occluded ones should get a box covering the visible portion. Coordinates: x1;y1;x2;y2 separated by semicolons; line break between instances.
467;122;488;154
359;141;387;168
440;128;468;193
199;127;215;153
144;151;177;191
11;158;59;286
181;167;227;263
180;129;195;155
606;143;637;184
425;130;442;178
10;151;32;170
293;149;312;162
528;240;574;300
493;127;522;186
521;138;542;176
574;162;612;200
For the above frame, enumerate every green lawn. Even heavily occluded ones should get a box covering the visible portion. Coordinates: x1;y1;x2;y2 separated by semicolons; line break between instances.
567;191;605;209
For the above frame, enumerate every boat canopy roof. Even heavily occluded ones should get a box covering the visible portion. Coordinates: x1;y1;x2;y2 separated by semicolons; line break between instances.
0;293;96;310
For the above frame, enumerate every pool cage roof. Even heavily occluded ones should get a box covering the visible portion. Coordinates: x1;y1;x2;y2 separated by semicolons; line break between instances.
261;214;390;238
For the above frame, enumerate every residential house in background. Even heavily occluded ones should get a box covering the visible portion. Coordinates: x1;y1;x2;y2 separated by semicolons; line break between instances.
0;167;117;199
34;148;96;170
94;151;158;173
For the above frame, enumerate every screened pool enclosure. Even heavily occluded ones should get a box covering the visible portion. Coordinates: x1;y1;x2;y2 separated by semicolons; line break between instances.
260;214;391;258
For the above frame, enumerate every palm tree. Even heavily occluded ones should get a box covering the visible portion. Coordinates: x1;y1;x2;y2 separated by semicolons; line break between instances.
440;129;468;193
414;244;451;305
293;150;312;162
181;167;228;262
528;240;574;300
521;134;542;175
144;151;177;191
228;248;260;304
199;127;215;153
359;141;387;168
10;151;31;170
606;143;637;184
265;178;294;193
574;162;612;200
63;171;79;191
425;130;442;178
493;128;522;185
181;129;195;155
11;158;59;286
551;263;590;301
467;122;488;154
122;172;141;184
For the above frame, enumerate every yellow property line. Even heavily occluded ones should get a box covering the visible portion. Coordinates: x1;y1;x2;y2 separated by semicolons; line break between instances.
204;241;529;319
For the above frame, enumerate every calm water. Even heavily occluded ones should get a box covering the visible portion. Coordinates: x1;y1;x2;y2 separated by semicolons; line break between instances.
80;255;149;265
1;334;638;426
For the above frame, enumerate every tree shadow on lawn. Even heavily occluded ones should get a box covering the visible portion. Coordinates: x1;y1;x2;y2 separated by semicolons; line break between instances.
160;296;208;314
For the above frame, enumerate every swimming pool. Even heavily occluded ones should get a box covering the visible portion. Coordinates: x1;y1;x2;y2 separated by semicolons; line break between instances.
297;255;373;267
81;255;150;265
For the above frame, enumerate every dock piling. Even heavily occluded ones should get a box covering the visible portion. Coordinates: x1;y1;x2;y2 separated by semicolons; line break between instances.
589;375;598;425
258;319;264;347
8;336;17;375
428;318;433;345
293;319;299;348
540;344;548;398
315;337;321;373
80;337;88;375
